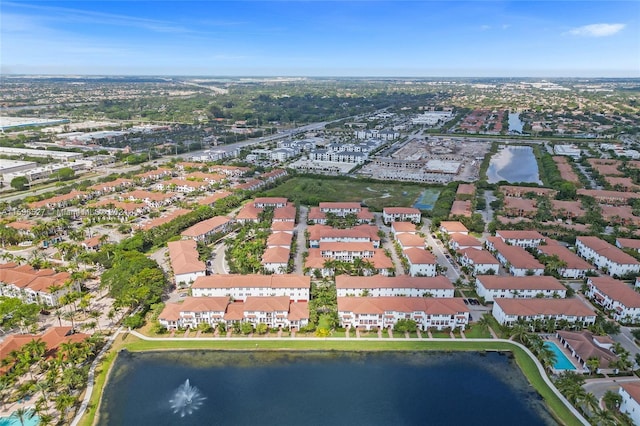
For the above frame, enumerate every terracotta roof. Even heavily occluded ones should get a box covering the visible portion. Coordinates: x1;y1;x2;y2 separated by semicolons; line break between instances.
181;296;230;312
503;197;537;213
236;203;261;220
371;250;394;269
450;200;472;217
458;248;498;264
319;202;361;210
338;297;469;316
383;207;421;215
578;236;640;265
193;274;310;289
621;382;640;403
120;190;176;202
262;247;290;264
577;189;640;202
403;247;437;264
224;303;244;321
440;221;469;233
450;233;482;247
158;303;182;322
288;301;310;321
456;184;476;195
254;197;288;205
273;204;297;220
6;221;35;231
494;298;595;317
197;191;232;206
476;275;565;291
307;224;380;242
167;240;205;275
557;330;618;368
488;237;544;270
181;216;232;238
0;263;69;294
243;296;290;312
496;230;545;241
271;221;296;232
537;244;593;270
137;208;192;230
336;275;453;290
267;232;293;247
616;238;640;250
396;233;425;248
390;222;417;233
588;276;640;308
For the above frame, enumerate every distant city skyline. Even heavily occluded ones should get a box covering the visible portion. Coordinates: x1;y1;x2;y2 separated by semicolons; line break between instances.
2;1;639;77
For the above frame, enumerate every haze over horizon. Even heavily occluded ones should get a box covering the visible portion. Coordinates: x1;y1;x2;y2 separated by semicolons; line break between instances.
2;1;639;78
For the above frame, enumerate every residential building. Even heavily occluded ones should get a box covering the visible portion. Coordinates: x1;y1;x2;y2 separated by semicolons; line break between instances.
492;298;596;327
0;263;77;307
476;275;566;302
390;221;417;235
616;238;640;252
167;240;206;286
338;297;470;330
261;247;291;274
335;275;454;298
576;236;640;277
586;276;640;323
191;274;310;302
620;382;640;425
181;216;233;241
449;233;482;251
485;236;544;276
382;207;421;224
403;248;437;277
457;249;499;275
556;331;618;373
307;224;381;248
439;221;469;235
495;230;546;248
536;243;595;279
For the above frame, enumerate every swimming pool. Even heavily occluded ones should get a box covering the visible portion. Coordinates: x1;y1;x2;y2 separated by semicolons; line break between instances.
0;409;39;426
544;341;576;370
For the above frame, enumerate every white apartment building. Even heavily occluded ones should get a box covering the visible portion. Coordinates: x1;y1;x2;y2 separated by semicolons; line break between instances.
335;275;454;298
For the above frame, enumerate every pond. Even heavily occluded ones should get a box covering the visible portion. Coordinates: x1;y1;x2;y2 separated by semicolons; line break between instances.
509;112;524;133
98;350;557;426
487;145;541;184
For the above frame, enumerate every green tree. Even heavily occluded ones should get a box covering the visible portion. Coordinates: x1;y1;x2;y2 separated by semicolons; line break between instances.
10;176;29;191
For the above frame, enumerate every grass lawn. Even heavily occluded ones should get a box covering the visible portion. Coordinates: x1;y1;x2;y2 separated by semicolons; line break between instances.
431;331;451;339
464;326;492;339
262;177;432;211
80;335;581;426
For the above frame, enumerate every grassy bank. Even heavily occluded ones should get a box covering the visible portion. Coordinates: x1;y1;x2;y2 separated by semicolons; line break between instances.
79;335;581;426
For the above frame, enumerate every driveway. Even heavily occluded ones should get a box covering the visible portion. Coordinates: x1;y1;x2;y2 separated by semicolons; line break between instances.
293;206;308;274
422;219;460;282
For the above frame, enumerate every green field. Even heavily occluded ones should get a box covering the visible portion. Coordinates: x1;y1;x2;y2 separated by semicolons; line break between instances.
263;177;432;211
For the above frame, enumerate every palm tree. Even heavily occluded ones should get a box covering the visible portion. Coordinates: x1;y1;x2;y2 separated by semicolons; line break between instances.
10;407;33;426
537;345;558;370
509;322;532;345
602;390;622;411
586;357;601;375
590;406;617;425
37;413;54;426
581;392;600;415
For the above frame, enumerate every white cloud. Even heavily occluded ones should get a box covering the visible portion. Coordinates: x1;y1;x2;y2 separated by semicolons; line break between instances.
567;23;625;37
480;25;491;31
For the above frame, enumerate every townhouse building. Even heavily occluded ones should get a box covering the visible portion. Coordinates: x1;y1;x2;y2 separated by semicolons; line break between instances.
475;275;567;302
576;236;640;277
307;224;381;248
495;230;546;248
159;296;309;330
492;298;596;327
191;274;310;302
335;275;454;298
382;207;421;224
181;216;233;241
586;276;640;323
485;237;544;276
620;383;640;426
536;243;594;279
457;249;499;275
167;240;206;286
338;297;470;331
0;263;78;307
403;248;438;277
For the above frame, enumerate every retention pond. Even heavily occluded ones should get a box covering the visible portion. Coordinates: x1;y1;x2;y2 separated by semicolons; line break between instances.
98;350;557;425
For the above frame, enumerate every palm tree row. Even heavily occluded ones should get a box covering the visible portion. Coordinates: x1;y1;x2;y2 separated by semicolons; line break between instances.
0;334;104;425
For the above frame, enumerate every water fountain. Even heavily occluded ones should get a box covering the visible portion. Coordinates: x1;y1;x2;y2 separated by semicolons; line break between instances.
169;379;206;417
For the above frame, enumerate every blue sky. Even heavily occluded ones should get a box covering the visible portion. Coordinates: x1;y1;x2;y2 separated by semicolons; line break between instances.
2;1;638;77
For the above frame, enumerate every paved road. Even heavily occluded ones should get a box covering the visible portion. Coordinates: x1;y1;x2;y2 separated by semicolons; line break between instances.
614;326;640;360
584;376;640;403
293;206;308;274
374;213;405;275
422;219;460;282
482;190;497;230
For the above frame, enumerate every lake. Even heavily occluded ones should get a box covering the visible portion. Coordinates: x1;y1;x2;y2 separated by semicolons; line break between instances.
509;112;524;133
487;145;542;184
98;350;557;426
